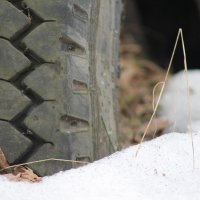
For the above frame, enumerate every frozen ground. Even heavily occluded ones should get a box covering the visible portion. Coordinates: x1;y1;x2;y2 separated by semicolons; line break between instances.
1;132;200;200
160;70;200;132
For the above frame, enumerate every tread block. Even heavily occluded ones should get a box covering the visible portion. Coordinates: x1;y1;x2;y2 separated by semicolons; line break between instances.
23;22;87;62
23;63;63;100
66;94;90;121
25;101;90;140
26;143;71;176
26;127;92;175
64;55;90;121
23;22;62;62
28;134;92;175
23;0;89;37
23;0;72;22
68;131;93;163
0;39;31;80
23;0;91;21
24;102;59;142
0;1;30;39
64;56;91;122
0;121;32;163
0;81;31;120
24;101;92;176
69;56;89;86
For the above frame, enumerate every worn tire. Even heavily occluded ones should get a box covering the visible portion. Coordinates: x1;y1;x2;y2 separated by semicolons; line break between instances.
0;0;121;176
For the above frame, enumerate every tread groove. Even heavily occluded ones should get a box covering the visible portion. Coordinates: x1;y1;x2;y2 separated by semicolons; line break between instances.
3;0;55;163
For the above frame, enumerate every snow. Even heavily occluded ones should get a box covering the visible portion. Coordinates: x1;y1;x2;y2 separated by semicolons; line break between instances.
1;132;200;200
160;70;200;132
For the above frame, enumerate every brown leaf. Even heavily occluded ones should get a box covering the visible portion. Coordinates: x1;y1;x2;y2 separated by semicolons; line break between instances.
0;148;9;173
0;148;41;182
3;166;42;183
12;166;42;182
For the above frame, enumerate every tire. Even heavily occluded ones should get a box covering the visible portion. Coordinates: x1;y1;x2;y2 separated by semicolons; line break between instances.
0;0;121;176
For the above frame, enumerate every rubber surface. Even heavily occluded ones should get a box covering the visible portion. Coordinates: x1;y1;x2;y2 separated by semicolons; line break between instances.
0;0;121;176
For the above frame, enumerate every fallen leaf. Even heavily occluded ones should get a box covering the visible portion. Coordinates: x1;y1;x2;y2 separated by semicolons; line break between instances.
12;166;42;182
0;148;10;173
0;148;41;182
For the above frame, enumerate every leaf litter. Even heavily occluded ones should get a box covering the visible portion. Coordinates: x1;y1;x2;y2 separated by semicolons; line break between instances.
0;148;41;183
119;40;168;147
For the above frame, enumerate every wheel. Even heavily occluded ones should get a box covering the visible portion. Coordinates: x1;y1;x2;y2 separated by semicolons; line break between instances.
0;0;121;176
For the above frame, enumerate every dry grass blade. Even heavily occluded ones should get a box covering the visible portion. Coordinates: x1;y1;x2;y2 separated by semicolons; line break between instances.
0;158;89;173
152;81;164;138
133;119;169;143
0;148;89;182
135;28;181;157
180;30;195;169
135;28;195;169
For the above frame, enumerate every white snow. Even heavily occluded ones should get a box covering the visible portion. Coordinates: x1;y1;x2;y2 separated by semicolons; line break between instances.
160;70;200;132
1;132;200;200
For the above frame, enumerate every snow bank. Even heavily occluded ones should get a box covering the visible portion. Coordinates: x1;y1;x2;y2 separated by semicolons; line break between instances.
1;133;200;200
160;70;200;132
